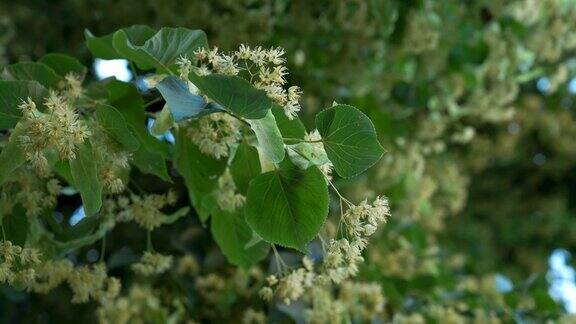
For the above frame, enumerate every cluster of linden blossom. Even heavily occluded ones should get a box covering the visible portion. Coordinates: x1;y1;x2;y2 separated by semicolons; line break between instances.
195;268;264;317
97;284;190;324
369;235;439;280
65;263;120;304
114;191;178;230
1;171;61;217
323;196;391;283
0;241;41;287
304;282;385;324
26;259;119;304
216;169;245;212
131;251;173;276
402;10;440;54
186;112;241;159
259;197;390;305
188;44;302;119
176;254;200;277
98;151;130;194
242;308;266;324
520;0;576;62
88;126;132;194
17;92;90;175
62;73;84;100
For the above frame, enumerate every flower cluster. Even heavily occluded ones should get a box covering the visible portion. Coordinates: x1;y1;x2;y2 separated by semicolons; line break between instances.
22;257;120;304
242;308;266;324
260;197;390;305
66;263;120;303
0;171;61;216
113;191;178;230
322;196;390;283
97;284;187;324
17;92;90;175
187;112;241;159
191;45;302;119
216;169;245;212
131;251;173;276
305;282;386;324
98;151;131;193
402;10;440;54
63;73;84;100
0;241;42;287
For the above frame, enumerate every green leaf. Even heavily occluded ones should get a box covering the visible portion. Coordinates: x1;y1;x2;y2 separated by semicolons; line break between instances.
95;103;140;151
131;147;171;182
174;128;226;222
105;80;170;181
59;214;100;242
151;105;175;136
0;130;26;186
230;142;261;194
2;62;63;89
69;142;103;216
39;53;86;77
245;159;329;251
0;81;46;130
271;105;306;144
189;72;272;119
211;208;270;270
248;110;285;163
286;142;330;170
2;205;30;246
53;219;109;254
155;76;221;121
113;27;207;72
315;104;384;178
85;25;156;60
106;81;169;155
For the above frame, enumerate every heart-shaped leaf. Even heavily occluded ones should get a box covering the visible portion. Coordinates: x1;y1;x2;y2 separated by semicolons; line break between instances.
315;104;384;178
245;159;329;251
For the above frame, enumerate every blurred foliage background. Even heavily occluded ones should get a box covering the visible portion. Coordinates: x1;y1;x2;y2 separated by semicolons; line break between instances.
2;0;576;322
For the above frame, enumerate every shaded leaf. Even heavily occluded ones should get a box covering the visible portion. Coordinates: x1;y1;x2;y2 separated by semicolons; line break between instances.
0;80;46;130
230;142;261;194
105;80;170;181
95;103;140;151
2;62;63;89
69;142;103;216
0;130;26;186
211;208;270;270
85;25;156;60
174;128;226;222
2;205;30;246
39;53;86;77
